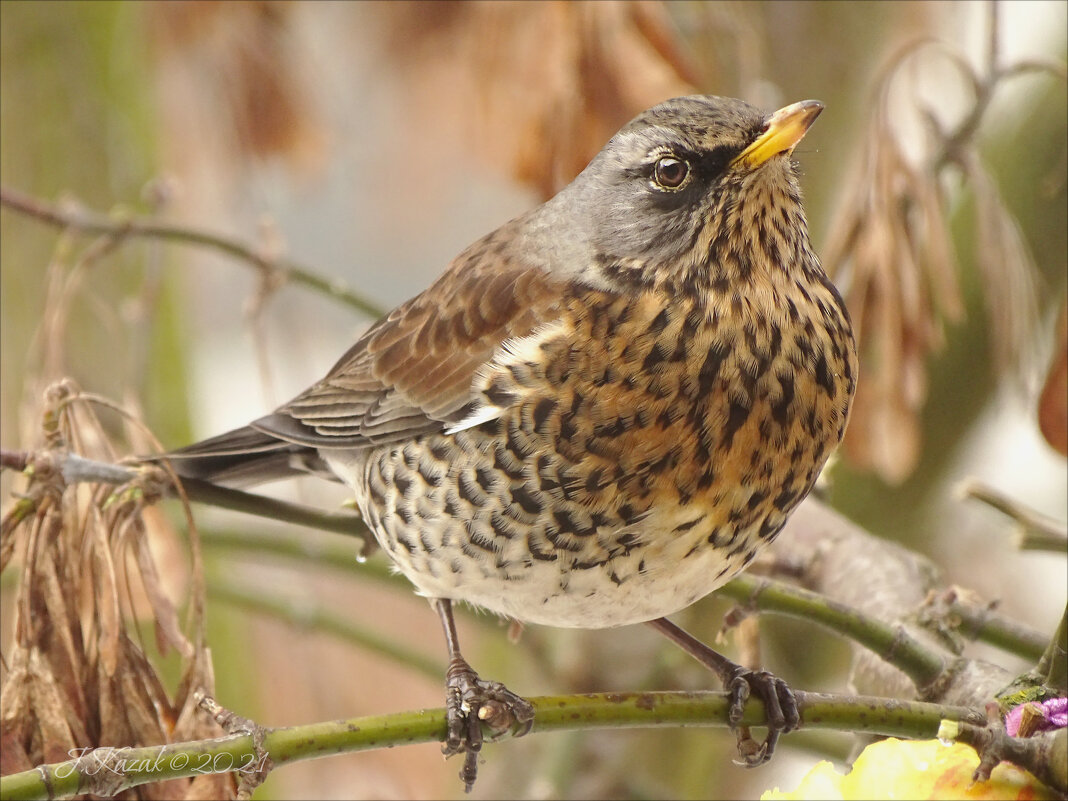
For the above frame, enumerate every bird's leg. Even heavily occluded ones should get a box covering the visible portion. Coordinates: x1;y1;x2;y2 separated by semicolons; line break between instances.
647;616;799;766
433;598;535;792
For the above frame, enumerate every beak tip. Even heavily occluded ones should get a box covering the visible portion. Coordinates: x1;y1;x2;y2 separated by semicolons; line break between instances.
778;99;825;123
732;98;826;168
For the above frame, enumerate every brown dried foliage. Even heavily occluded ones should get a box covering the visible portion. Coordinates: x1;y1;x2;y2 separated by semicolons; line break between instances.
823;102;961;483
0;381;231;800
143;1;698;198
146;0;326;173
1038;299;1068;456
376;0;700;199
823;41;1042;484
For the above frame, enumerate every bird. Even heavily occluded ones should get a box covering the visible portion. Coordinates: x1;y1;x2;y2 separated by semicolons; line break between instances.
158;94;858;791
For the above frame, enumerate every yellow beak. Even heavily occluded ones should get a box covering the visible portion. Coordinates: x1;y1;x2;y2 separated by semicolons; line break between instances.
731;100;824;169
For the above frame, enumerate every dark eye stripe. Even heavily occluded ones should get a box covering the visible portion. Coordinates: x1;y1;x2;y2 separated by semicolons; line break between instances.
701;144;739;177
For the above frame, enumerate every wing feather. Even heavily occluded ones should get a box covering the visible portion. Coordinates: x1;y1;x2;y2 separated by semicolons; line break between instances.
251;225;565;450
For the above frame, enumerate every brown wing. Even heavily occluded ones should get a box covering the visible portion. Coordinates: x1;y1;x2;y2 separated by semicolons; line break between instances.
251;229;564;450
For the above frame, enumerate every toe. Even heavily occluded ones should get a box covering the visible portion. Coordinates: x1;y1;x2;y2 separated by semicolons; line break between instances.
726;674;751;727
756;671;786;730
777;680;800;732
459;749;479;794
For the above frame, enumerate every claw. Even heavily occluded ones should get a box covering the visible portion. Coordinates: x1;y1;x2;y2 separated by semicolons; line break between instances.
646;617;801;768
442;655;535;792
732;726;770;767
724;666;799;766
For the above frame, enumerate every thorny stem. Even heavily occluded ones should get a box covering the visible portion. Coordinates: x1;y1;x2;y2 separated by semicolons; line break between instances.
0;185;386;319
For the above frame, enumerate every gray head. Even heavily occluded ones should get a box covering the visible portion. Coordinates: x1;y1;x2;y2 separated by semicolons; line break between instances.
524;95;825;294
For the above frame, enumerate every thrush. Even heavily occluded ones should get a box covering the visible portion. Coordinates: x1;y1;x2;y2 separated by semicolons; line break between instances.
159;94;857;790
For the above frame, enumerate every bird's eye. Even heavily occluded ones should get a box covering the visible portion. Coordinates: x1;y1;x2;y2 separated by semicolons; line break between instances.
652;156;690;189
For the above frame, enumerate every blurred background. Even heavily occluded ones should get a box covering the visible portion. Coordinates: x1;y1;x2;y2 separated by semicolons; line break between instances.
1;1;1065;798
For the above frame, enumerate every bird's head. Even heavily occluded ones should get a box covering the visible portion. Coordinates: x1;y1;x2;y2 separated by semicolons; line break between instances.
532;95;825;296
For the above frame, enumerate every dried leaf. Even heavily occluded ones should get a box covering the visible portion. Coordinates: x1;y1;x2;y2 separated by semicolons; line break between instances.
36;549;91;730
1;382;226;799
0;660;35;775
823;41;1043;483
90;504;123;677
380;0;698;198
828;121;936;481
964;155;1040;377
915;170;962;322
146;0;326;171
96;654;134;751
171;649;220;742
119;638;171;745
0;727;34;776
123;632;181;735
132;513;195;660
27;649;81;764
1038;299;1068;455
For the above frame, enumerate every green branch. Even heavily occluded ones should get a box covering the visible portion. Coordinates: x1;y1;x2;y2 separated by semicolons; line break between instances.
1036;607;1067;694
0;691;985;801
207;573;444;682
717;574;948;690
199;525;393;581
938;595;1049;663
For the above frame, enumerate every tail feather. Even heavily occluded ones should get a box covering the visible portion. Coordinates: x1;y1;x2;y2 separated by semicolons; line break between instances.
151;426;333;488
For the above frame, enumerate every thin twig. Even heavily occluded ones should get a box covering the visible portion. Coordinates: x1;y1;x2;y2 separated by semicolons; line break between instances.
0;449;29;471
207;574;445;682
197;525;398;591
929;592;1049;662
174;477;370;542
0;185;386;319
0;447;370;544
957;479;1068;552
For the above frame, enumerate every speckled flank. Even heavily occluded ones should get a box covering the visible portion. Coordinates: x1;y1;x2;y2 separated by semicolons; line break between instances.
337;233;854;627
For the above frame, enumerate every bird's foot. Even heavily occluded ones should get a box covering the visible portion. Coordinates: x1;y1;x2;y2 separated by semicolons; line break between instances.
723;667;799;767
443;656;535;792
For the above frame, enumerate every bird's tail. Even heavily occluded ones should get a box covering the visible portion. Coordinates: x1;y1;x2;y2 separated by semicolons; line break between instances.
150;425;332;488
